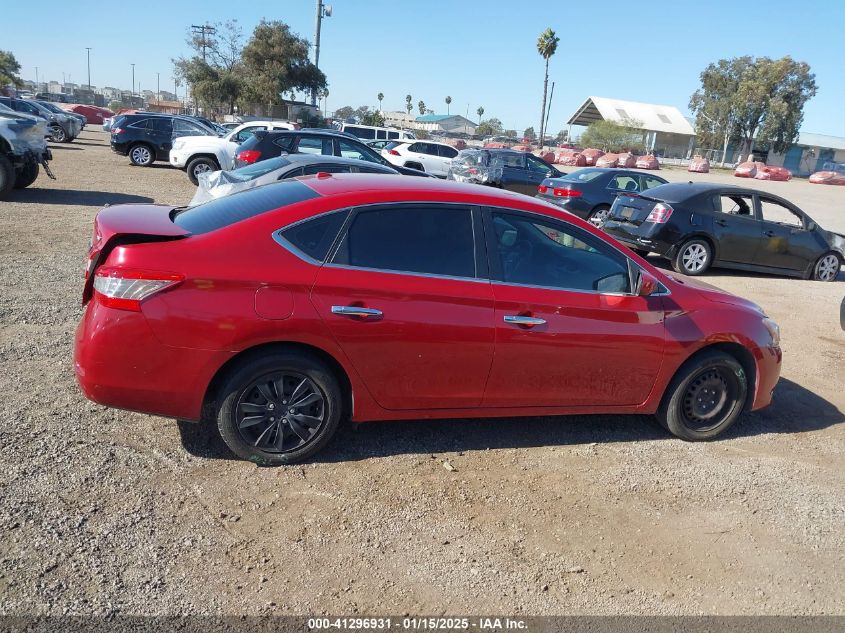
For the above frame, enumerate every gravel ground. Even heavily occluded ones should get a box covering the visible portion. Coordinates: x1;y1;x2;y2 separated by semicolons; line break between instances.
1;129;843;616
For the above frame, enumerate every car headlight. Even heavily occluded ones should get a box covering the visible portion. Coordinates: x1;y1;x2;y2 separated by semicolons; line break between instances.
762;317;780;346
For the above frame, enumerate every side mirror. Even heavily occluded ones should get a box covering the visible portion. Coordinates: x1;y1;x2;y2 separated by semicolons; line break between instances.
636;270;659;297
806;221;816;231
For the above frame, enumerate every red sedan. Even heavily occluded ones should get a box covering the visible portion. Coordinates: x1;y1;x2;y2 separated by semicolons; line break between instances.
74;174;782;465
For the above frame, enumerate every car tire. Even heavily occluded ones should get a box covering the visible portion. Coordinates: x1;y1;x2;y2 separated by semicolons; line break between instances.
216;350;344;465
811;252;841;282
0;154;15;199
50;126;67;143
129;143;156;167
587;204;612;227
186;156;220;185
13;161;38;189
672;238;712;276
657;349;747;441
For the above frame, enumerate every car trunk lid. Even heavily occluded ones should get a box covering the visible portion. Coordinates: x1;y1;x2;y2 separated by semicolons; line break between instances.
608;193;662;228
83;204;190;304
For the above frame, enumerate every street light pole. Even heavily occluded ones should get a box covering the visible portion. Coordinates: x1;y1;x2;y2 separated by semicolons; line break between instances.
157;72;160;106
311;0;332;106
85;47;91;91
131;63;135;98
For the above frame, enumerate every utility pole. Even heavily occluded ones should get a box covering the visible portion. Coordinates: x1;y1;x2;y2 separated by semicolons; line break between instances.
35;67;39;92
191;24;216;62
157;72;160;105
85;47;92;90
311;0;332;106
131;63;135;97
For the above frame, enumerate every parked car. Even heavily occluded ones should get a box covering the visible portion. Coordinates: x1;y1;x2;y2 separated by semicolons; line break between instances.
0;96;81;142
602;182;844;281
448;148;564;195
537;168;669;226
170;120;298;184
190;153;399;205
75;174;782;465
337;123;415;141
35;101;86;131
381;139;460;177
233;129;431;177
110;114;217;166
0;104;53;198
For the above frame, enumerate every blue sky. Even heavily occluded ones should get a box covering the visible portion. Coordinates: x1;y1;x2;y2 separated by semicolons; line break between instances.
5;0;844;136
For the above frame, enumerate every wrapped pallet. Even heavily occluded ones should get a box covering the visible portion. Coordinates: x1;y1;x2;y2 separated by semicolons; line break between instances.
581;148;605;166
636;155;660;170
688;156;710;173
596;153;620;168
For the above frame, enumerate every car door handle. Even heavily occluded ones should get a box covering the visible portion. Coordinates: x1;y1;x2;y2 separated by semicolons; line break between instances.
764;230;776;237
715;219;728;227
331;305;383;320
504;315;546;327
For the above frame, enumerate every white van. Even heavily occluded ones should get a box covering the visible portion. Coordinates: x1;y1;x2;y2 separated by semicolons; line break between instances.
339;123;415;141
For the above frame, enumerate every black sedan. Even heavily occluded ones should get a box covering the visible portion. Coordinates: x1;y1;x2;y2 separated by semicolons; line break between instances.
536;168;668;226
601;182;844;281
234;129;431;177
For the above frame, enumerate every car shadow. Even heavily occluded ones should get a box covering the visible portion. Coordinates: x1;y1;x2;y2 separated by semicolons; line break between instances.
5;189;154;206
48;145;83;150
176;377;843;464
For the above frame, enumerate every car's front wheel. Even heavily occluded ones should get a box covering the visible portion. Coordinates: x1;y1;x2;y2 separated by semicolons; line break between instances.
812;252;841;282
216;350;343;465
673;238;712;276
186;156;219;185
657;350;748;440
129;144;155;166
13;161;38;189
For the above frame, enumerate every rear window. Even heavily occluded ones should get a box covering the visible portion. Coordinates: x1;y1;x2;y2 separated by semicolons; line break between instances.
232;155;291;179
384;141;404;150
561;169;604;183
174;180;319;234
280;210;350;261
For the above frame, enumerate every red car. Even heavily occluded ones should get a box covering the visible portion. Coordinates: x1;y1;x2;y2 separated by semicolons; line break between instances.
74;175;782;465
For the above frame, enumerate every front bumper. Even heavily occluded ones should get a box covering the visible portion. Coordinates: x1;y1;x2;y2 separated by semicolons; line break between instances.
751;344;782;411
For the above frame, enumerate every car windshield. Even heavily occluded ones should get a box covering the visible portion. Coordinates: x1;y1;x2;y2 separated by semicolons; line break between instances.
230;155;292;180
38;102;63;113
559;168;605;183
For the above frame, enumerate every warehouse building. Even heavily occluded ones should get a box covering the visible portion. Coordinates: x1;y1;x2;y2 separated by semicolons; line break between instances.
567;96;696;159
765;133;845;176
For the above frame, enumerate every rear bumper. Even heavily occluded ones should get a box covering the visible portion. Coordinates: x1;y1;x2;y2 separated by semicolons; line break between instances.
534;195;591;219
74;300;233;421
110;140;129;156
603;221;676;256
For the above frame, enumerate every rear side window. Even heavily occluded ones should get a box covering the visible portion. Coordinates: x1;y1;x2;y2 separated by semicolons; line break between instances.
128;118;150;130
150;118;173;133
332;206;476;278
280;210;350;261
438;145;459;158
272;135;296;151
296;136;333;155
174;180;319;234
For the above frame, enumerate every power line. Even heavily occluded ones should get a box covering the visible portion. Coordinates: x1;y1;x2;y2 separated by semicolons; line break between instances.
191;24;217;62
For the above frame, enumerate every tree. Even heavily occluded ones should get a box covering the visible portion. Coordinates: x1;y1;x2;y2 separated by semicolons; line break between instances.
523;126;536;141
536;28;560;148
504;129;517;138
241;20;327;114
0;50;22;89
476;106;484;120
361;111;385;127
418;100;426;116
476;117;503;137
555;129;569;144
377;92;384;111
405;94;412;115
334;105;355;121
445;95;452;115
689;55;817;160
578;119;645;153
107;100;123;113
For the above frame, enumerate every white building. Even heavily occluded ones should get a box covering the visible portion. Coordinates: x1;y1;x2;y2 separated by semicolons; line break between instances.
567;96;696;158
415;114;477;135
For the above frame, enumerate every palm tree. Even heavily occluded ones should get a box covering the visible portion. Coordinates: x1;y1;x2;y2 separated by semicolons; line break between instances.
537;28;560;148
418;100;426;116
476;106;484;121
445;95;452;115
377;92;384;112
405;94;412;115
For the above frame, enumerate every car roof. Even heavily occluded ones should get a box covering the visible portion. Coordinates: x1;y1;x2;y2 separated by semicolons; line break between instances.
644;181;796;204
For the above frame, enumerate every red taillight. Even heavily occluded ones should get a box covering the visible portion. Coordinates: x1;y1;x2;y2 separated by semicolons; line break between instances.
645;202;674;223
537;184;548;194
93;267;183;312
553;188;582;197
237;150;262;164
386;149;400;156
111;127;124;135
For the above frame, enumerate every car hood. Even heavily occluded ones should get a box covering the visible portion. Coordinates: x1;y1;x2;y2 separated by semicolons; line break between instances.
664;271;765;314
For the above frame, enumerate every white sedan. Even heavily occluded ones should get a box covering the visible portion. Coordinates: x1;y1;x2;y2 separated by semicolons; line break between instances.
381;140;459;177
169;120;298;184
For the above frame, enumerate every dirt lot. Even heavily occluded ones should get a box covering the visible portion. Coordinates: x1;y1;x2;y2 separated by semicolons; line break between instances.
1;129;843;616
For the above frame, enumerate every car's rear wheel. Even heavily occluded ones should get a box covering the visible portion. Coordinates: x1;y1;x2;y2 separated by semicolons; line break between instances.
129;144;155;166
216;351;343;465
673;238;712;276
186;156;219;185
13;161;39;189
657;350;747;440
812;252;841;282
588;204;611;227
0;154;15;199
